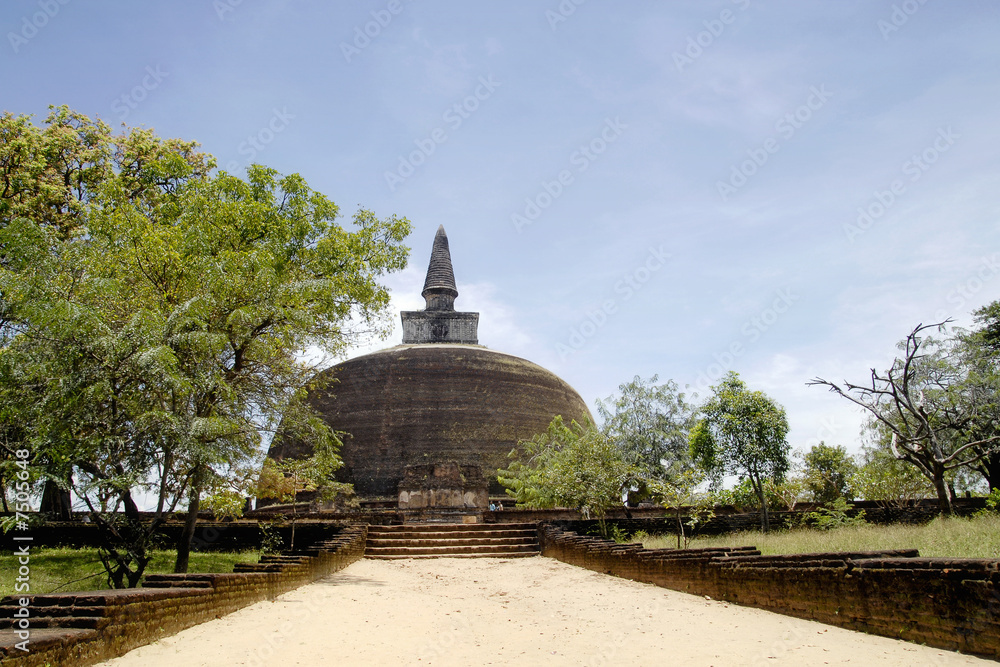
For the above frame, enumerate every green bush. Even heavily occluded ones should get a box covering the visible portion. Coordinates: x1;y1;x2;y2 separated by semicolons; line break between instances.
802;497;867;530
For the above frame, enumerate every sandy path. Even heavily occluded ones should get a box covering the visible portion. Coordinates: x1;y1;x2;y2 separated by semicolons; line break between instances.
99;557;992;667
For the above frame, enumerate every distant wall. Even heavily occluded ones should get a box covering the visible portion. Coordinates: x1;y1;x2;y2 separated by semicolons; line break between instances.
490;497;987;535
539;524;1000;658
9;519;347;552
0;526;366;667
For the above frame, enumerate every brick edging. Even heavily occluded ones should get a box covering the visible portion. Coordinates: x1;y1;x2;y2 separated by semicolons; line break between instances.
0;526;367;666
538;524;1000;658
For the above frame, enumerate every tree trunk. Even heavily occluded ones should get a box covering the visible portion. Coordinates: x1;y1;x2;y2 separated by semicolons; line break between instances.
932;468;954;516
675;506;683;549
40;478;73;520
174;465;204;573
751;476;770;532
979;453;1000;493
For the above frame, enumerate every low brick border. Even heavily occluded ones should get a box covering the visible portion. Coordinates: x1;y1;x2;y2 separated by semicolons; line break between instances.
539;524;1000;659
0;526;367;666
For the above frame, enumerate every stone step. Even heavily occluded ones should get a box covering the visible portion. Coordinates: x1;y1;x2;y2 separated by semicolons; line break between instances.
365;544;540;557
366;552;539;560
367;537;537;548
371;522;535;532
366;530;536;541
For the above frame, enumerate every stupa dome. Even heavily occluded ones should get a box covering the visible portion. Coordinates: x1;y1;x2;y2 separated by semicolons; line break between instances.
269;343;591;498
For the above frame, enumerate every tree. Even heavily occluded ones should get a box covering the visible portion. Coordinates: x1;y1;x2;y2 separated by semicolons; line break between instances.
647;469;713;549
957;303;1000;491
0;107;411;585
498;416;638;535
596;375;695;497
852;434;935;506
802;443;857;504
255;433;348;551
689;371;790;532
809;322;1000;515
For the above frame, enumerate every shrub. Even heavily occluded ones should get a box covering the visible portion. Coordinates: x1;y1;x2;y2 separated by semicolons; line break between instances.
802;497;867;530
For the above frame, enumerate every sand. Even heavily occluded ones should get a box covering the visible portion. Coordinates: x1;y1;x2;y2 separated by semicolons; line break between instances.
98;557;993;667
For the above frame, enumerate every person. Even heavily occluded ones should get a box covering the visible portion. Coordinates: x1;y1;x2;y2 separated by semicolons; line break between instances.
497;501;504;511
489;502;497;511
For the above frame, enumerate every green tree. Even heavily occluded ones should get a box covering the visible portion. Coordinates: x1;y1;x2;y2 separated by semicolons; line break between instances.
810;322;1000;515
498;416;638;535
852;440;935;506
596;375;695;497
0;108;411;585
255;433;348;551
647;468;712;548
957;303;1000;491
802;443;857;504
689;371;790;532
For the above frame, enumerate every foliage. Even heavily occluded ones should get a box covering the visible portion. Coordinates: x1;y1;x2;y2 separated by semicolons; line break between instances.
802;443;857;504
0;107;410;584
957;304;1000;491
597;375;695;494
689;371;790;532
974;489;1000;517
588;523;631;543
256;437;352;550
498;416;639;530
647;514;1000;559
708;477;803;513
0;547;257;598
802;497;867;530
810;321;1000;515
647;469;715;548
258;521;285;554
852;436;936;506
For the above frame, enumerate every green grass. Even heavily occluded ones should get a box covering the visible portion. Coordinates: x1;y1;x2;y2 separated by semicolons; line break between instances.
0;548;259;599
640;514;1000;559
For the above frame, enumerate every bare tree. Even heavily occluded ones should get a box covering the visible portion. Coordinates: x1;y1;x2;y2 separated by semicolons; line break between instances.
809;321;1000;515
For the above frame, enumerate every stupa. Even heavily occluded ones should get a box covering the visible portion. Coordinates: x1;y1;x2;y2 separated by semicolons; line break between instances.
265;226;591;508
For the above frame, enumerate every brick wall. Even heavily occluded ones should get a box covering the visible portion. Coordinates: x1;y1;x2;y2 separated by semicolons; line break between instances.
11;518;352;551
0;526;367;666
539;524;1000;658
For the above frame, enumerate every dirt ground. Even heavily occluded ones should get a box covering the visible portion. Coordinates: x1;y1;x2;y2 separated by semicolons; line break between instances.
99;556;994;666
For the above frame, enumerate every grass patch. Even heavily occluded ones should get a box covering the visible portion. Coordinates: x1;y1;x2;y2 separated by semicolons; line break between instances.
640;514;1000;559
0;548;259;599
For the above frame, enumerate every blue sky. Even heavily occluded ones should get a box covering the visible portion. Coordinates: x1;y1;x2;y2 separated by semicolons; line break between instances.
3;1;1000;461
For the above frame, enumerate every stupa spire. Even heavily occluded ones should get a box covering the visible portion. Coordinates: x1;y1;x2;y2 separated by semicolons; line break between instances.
400;225;479;344
421;225;459;311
